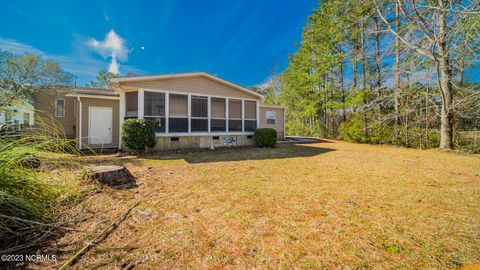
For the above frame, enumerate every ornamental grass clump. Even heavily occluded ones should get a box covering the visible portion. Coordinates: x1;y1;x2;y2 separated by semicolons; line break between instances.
0;116;81;255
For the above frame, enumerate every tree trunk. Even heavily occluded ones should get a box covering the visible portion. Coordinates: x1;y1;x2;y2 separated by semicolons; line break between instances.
394;1;401;124
374;15;382;96
438;5;454;149
339;59;346;122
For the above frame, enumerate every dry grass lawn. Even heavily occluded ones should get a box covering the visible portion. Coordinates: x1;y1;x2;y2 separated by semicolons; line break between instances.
38;140;479;269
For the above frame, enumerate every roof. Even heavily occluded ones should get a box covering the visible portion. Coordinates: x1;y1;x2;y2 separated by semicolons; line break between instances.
70;87;119;96
109;72;264;100
260;104;284;109
64;87;119;99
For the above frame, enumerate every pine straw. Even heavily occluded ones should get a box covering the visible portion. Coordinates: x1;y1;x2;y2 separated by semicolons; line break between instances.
33;140;480;269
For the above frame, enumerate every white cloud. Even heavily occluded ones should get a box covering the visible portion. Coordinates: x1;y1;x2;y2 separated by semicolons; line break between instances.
0;36;143;85
87;29;129;74
256;76;273;90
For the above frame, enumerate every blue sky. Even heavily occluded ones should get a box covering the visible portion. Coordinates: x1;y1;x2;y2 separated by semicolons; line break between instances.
0;0;316;87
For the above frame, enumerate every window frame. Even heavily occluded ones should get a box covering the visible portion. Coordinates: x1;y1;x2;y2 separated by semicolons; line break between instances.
243;100;257;132
266;111;276;125
55;98;65;118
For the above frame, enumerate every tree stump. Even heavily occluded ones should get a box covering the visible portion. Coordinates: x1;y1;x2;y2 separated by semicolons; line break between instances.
84;166;136;187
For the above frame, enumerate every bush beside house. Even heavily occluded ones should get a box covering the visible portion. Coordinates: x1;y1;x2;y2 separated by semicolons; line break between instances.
255;128;277;147
121;119;156;151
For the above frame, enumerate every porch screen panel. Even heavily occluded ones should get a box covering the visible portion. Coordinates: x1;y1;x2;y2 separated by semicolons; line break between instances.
125;92;138;117
169;94;188;132
144;92;165;116
144;91;166;133
244;100;256;131
211;98;226;132
228;99;242;132
191;96;208;132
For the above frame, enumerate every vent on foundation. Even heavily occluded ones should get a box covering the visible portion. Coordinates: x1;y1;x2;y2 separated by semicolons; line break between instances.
170;137;179;142
212;136;220;140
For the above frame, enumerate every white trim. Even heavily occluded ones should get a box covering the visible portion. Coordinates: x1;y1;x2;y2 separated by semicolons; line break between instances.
155;131;254;137
256;100;260;128
187;94;191;133
77;97;82;150
207;96;211;133
65;94;119;100
260;104;284;109
55;98;65;118
165;92;169;133
138;88;144;119
119;92;125;149
110;72;264;100
241;99;245;132
225;98;229;132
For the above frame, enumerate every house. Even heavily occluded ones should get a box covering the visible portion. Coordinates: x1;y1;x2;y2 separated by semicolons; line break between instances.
34;72;285;150
0;99;34;132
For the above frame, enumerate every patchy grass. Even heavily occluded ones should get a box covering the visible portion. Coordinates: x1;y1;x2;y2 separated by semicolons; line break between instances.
37;140;479;269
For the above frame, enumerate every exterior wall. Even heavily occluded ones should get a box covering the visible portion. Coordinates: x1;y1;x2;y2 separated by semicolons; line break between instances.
150;135;255;150
80;98;120;149
121;76;260;100
259;106;285;140
34;90;77;139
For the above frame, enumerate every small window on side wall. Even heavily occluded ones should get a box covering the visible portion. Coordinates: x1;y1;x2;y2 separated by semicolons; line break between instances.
266;111;276;125
55;99;65;117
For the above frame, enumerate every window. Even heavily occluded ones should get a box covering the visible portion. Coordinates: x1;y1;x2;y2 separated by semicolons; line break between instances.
228;99;242;132
55;99;65;117
211;97;226;132
169;94;188;132
266;111;276;125
191;96;208;132
23;112;30;125
244;100;257;131
125;92;138;117
144;91;166;133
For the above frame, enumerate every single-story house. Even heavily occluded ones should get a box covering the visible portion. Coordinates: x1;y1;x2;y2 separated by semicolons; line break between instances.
0;99;34;131
34;72;285;150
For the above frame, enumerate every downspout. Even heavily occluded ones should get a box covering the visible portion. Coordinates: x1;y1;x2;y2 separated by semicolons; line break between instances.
77;97;82;150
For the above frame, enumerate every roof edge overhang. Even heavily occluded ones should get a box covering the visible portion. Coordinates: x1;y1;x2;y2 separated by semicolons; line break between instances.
65;93;120;100
109;72;264;100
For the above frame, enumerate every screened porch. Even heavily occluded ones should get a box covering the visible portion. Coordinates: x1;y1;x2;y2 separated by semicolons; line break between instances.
119;89;259;136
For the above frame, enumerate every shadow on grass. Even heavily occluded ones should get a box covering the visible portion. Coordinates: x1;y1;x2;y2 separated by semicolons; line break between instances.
137;143;335;164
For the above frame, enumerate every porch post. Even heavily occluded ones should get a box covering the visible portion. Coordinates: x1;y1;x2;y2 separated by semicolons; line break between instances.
256;100;260;128
187;94;191;133
241;99;245;132
77;97;82;150
207;96;211;133
138;88;144;119
165;92;169;133
225;98;229;132
119;92;125;149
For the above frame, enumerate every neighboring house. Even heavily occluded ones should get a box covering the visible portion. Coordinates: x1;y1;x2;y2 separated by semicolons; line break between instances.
0;99;34;131
34;72;285;150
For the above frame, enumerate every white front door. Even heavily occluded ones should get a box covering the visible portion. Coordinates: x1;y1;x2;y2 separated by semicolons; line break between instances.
88;106;112;145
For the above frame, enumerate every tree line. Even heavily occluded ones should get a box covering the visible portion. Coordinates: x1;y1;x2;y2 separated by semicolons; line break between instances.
260;0;479;152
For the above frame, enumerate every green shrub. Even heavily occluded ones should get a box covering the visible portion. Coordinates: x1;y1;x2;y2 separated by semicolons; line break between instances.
255;128;277;147
122;119;156;151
